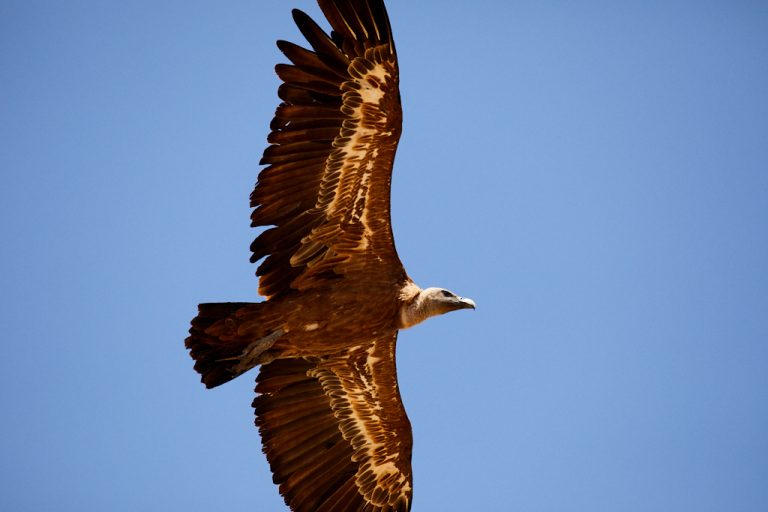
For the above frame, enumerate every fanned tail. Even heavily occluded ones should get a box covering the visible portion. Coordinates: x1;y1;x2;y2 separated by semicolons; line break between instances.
185;302;283;388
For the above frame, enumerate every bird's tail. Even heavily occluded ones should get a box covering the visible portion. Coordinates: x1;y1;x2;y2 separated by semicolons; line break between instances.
185;302;284;388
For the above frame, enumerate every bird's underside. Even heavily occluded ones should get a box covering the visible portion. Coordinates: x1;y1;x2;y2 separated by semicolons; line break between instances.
185;1;474;511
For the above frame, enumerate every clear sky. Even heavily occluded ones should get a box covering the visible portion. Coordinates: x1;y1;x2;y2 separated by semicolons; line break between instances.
2;1;767;510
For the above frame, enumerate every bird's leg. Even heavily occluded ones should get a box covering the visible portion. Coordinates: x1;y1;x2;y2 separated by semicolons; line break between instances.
229;329;284;373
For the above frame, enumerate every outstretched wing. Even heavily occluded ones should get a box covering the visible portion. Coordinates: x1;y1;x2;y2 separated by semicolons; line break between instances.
254;333;413;512
251;0;405;299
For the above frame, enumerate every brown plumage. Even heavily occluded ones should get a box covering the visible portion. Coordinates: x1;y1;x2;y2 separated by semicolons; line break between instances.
185;1;475;511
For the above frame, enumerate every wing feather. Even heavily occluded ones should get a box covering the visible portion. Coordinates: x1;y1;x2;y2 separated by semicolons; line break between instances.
319;1;360;48
315;477;360;512
252;0;404;299
254;333;412;512
267;126;339;145
275;64;341;94
291;9;351;73
277;40;349;82
260;140;331;163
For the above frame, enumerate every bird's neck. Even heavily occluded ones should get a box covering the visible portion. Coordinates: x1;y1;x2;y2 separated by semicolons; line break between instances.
397;282;433;329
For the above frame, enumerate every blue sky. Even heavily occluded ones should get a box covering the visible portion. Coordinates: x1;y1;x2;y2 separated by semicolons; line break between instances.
2;1;767;510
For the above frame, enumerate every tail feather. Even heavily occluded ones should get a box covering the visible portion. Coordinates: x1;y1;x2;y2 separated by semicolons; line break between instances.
185;302;278;388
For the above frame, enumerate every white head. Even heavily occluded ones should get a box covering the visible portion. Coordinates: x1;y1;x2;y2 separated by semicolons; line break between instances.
399;286;475;329
420;287;476;313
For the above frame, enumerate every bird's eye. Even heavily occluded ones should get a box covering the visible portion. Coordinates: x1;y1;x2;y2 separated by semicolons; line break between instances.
441;290;453;298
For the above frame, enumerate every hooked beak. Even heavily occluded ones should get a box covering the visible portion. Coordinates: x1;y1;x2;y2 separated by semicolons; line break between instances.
457;297;476;310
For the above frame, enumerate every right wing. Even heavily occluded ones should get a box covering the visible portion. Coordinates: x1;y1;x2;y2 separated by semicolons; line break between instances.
251;0;405;299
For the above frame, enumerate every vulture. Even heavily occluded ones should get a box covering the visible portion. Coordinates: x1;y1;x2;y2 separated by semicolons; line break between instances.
186;1;475;510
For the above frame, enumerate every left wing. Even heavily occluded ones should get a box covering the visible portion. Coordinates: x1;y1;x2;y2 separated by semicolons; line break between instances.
253;333;413;512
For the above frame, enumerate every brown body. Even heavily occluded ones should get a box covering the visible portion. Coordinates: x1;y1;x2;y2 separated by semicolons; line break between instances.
272;284;404;354
226;277;408;360
185;2;474;511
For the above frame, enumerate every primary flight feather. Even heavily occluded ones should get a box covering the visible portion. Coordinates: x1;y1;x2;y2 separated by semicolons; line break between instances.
186;1;475;510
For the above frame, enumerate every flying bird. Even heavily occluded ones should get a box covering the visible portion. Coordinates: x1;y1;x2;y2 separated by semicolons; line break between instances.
186;1;475;510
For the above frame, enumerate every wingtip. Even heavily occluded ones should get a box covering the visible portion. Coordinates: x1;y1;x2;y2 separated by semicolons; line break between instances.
291;8;310;24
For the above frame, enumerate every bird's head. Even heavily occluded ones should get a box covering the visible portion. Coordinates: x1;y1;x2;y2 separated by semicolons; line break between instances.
399;286;475;329
420;287;476;315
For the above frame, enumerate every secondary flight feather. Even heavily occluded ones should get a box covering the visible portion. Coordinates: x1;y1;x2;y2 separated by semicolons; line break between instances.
186;1;475;510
